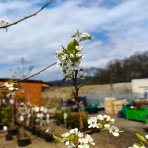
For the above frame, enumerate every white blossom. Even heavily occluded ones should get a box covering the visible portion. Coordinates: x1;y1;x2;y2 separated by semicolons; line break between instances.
62;132;70;138
44;108;48;113
37;113;42;118
88;117;98;128
64;112;68;120
2;99;6;103
104;124;110;129
45;129;49;133
28;114;31;118
3;126;8;131
145;135;148;139
40;106;44;112
0;20;9;27
79;32;91;41
9;99;14;104
110;119;115;123
76;53;82;57
70;54;74;58
109;126;119;137
70;128;78;134
97;114;104;120
46;114;50;118
75;45;83;51
20;115;24;122
34;106;39;112
20;102;24;106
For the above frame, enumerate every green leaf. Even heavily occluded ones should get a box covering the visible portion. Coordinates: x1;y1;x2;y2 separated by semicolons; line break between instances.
136;133;147;142
53;135;63;142
71;34;76;38
119;130;124;133
134;142;141;147
67;39;79;52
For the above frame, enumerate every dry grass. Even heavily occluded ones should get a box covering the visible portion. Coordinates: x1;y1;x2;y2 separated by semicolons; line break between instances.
42;82;132;106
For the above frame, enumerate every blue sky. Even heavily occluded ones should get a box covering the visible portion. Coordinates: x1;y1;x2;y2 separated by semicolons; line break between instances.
0;0;148;81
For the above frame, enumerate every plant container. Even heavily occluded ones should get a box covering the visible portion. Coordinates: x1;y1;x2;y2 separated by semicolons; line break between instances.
17;137;31;147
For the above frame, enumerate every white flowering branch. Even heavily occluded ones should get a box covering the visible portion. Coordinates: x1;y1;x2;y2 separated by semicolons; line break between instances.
0;0;54;29
56;30;91;129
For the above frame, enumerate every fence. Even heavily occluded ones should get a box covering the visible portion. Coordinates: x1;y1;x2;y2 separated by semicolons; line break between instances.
84;92;144;106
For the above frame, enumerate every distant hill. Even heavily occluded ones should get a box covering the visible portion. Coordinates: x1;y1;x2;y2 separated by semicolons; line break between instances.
47;67;101;86
47;76;94;86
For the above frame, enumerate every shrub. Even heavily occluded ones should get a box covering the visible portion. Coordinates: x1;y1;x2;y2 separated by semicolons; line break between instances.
54;112;88;128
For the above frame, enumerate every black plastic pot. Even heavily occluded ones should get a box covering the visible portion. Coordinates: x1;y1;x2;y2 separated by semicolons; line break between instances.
31;126;36;135
35;130;41;137
0;124;3;130
44;133;54;142
24;126;31;131
8;127;18;135
17;138;31;147
5;134;13;141
39;131;45;138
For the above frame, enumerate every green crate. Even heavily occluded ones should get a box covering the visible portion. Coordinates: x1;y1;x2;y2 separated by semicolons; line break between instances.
125;106;148;123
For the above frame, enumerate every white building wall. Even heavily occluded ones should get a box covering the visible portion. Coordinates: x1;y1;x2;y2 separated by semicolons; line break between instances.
132;79;148;94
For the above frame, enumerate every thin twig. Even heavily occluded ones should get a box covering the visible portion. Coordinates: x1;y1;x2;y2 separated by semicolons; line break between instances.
0;0;54;29
17;62;56;82
0;62;56;88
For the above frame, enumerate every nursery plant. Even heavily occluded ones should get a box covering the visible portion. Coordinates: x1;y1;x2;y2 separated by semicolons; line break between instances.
56;30;91;129
0;91;11;126
16;102;32;146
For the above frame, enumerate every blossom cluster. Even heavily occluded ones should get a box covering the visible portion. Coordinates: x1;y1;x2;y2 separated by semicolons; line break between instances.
17;102;32;123
17;104;50;126
56;31;91;80
2;101;52;134
62;128;95;148
0;92;16;106
88;114;119;137
32;106;50;124
0;81;18;106
0;20;9;27
4;81;18;91
0;96;15;105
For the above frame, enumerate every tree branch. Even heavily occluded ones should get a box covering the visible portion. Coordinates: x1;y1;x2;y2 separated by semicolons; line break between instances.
0;0;54;29
0;62;56;88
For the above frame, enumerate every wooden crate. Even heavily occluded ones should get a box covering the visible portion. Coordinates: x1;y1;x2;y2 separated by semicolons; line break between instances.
105;98;128;115
113;100;128;114
104;97;115;114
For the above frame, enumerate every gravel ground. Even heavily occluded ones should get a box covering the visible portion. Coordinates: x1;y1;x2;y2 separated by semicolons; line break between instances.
0;114;148;148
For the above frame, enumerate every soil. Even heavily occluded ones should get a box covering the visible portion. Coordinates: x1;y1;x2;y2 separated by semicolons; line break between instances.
0;113;148;148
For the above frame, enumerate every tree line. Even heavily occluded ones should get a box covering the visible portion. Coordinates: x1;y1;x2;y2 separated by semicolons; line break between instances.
92;51;148;84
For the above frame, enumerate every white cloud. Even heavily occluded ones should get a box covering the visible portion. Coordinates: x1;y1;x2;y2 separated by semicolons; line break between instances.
0;0;148;80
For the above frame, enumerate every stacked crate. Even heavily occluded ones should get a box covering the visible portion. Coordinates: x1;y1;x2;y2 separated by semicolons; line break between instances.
113;99;128;114
105;97;128;115
104;97;116;114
